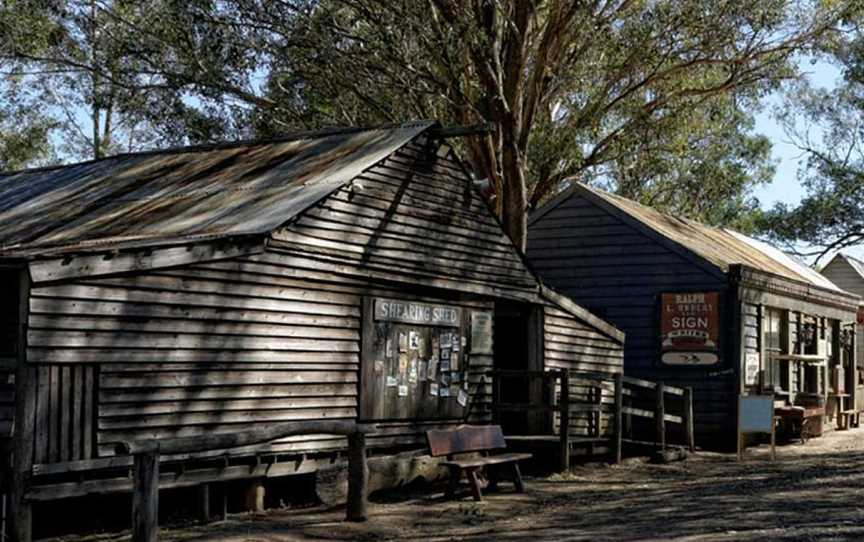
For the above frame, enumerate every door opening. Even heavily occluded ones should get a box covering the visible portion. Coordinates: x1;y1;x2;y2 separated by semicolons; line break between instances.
493;302;543;435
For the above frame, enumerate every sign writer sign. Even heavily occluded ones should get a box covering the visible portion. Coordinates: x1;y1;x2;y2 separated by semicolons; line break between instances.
660;292;720;366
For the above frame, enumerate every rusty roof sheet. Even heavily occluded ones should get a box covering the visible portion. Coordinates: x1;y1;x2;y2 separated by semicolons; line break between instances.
558;184;846;292
0;121;434;257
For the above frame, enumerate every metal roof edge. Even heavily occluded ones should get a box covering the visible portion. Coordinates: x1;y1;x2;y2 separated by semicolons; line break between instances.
0;120;438;178
729;263;862;309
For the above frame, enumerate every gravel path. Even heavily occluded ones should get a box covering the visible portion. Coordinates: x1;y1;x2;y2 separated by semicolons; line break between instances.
55;427;864;542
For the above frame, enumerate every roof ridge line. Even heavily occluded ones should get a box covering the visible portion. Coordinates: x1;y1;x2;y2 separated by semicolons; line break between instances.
0;120;436;178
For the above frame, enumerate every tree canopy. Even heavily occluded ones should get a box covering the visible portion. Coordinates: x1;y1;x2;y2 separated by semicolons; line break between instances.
758;7;864;263
0;0;854;249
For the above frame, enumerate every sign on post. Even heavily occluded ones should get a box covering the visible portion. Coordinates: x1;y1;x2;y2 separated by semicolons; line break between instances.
660;292;720;366
738;395;775;461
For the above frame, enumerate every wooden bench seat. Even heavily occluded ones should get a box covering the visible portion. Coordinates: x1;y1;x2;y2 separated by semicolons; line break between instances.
427;425;532;501
440;452;533;470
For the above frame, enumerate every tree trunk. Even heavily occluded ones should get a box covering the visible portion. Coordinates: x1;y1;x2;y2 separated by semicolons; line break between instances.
500;129;528;252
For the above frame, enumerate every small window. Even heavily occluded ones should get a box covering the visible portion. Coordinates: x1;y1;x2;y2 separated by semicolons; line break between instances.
762;307;785;389
0;269;20;358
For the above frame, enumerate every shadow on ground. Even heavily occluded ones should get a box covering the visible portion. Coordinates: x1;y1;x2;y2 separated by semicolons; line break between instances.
51;429;864;542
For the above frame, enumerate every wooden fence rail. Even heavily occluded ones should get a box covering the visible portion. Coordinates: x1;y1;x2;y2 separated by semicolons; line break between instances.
115;421;376;542
488;369;695;470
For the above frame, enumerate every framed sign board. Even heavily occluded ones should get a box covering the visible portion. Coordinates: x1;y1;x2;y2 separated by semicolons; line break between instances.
360;297;473;421
660;292;720;366
744;352;760;387
738;395;775;460
470;311;493;355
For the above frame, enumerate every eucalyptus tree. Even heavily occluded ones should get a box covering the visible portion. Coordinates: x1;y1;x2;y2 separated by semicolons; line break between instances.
1;0;850;249
220;0;847;248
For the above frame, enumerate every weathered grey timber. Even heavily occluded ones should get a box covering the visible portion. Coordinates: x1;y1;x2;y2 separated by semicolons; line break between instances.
528;182;860;447
0;122;624;541
123;421;373;541
820;254;864;412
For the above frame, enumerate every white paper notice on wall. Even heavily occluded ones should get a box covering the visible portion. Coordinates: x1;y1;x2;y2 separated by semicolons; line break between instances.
457;389;468;407
745;352;760;387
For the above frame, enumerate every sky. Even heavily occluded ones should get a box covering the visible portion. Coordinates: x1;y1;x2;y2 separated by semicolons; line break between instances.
751;59;864;265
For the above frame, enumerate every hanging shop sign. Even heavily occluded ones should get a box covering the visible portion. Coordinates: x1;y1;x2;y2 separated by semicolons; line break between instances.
361;297;471;421
660;292;720;366
374;298;461;327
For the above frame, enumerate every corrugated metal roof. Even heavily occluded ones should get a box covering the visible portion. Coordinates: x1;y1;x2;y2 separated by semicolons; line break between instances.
0;121;434;257
569;184;846;292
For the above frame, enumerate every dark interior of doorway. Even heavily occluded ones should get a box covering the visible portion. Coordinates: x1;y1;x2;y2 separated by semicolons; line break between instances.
493;301;543;435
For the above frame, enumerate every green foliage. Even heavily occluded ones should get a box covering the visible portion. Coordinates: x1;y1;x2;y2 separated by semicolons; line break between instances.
0;0;849;247
758;12;864;262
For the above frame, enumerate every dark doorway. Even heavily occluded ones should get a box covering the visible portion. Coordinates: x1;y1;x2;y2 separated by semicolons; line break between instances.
493;302;543;435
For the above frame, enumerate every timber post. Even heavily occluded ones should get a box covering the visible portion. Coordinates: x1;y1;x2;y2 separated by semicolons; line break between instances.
120;421;376;539
656;382;666;451
10;270;33;542
559;369;570;472
612;373;624;464
216;483;228;522
346;431;369;522
196;484;210;523
684;387;695;452
132;450;159;542
245;480;265;513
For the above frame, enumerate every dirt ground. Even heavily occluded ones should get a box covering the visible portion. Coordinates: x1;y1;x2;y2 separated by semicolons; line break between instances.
58;427;864;542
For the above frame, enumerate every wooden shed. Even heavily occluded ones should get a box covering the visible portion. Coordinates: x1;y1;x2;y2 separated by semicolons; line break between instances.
820;253;864;410
527;183;861;447
0;122;623;540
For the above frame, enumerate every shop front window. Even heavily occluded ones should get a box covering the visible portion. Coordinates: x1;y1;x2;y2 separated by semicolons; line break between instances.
763;307;784;390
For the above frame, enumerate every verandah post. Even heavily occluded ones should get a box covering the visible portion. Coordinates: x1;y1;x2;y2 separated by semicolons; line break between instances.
613;373;624;464
559;369;570;472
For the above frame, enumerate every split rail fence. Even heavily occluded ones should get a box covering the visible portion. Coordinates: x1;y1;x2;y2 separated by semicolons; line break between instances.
489;369;694;470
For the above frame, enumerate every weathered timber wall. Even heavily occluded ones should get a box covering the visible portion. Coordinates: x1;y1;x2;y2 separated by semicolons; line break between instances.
27;253;494;462
544;306;623;438
23;135;531;469
528;193;734;444
271;138;537;299
821;258;864;298
819;258;864;365
0;366;12;438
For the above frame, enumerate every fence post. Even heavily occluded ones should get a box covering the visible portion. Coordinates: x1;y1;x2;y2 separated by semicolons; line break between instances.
346;431;369;522
656;382;666;451
196;484;210;523
613;373;624;464
559;370;570;472
684;387;695;452
132;450;159;542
